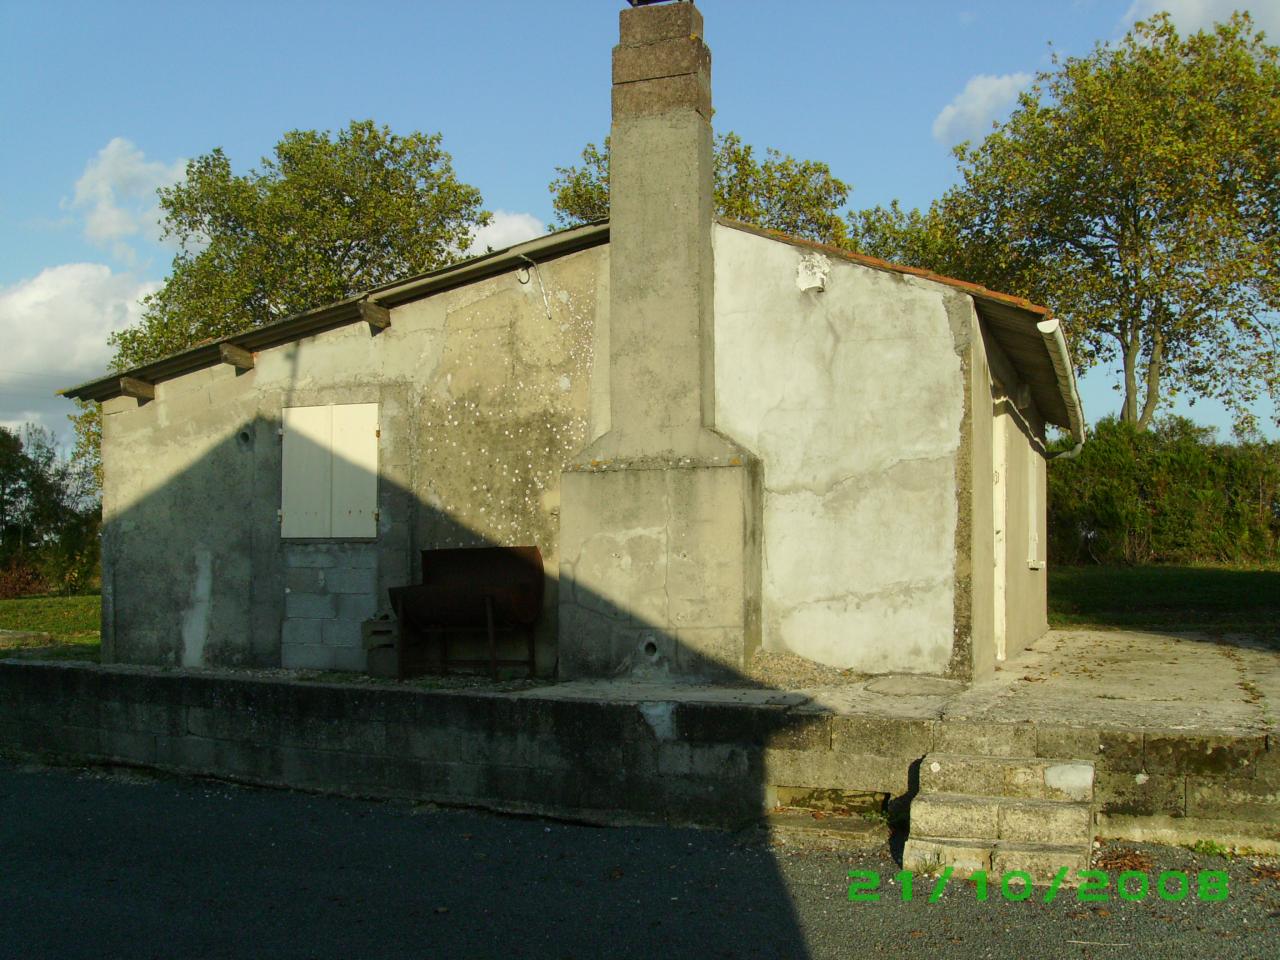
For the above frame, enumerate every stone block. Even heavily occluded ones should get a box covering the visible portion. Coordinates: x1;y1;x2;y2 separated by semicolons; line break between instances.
613;37;710;86
911;794;999;839
285;592;337;620
674;702;815;748
278;745;426;797
288;716;386;755
1186;776;1280;821
285;549;337;569
662;774;761;827
324;647;365;672
920;755;1093;802
657;742;751;779
187;703;281;744
482;763;581;811
997;800;1092;845
902;838;992;876
990;842;1091;885
98;699;185;736
611;74;712;122
485;731;572;772
764;713;832;751
1036;726;1143;772
1143;733;1265;777
286;567;325;592
325;566;378;596
618;2;702;45
3;719;102;758
1095;769;1185;816
101;728;157;765
932;721;1036;758
1096;813;1280;854
338;593;378;622
280;643;336;671
343;550;379;569
833;715;933;758
765;748;911;795
321;619;362;648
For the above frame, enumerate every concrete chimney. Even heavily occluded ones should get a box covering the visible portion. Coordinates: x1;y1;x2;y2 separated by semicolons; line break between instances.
604;1;720;457
558;1;761;681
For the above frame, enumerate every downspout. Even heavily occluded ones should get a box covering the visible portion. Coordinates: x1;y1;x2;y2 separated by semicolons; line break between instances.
1036;316;1087;460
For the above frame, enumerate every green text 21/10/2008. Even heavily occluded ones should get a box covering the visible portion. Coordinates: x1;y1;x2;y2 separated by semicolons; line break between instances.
847;868;1229;904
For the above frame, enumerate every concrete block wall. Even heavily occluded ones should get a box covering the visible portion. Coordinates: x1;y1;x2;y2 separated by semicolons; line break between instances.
0;661;919;827
281;544;382;671
98;243;608;673
1036;724;1280;851
2;660;1275;849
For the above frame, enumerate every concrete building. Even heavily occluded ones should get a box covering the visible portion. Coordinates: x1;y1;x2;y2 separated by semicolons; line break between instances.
64;1;1083;686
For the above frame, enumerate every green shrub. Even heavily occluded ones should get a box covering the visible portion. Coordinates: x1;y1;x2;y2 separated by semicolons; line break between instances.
1048;417;1280;565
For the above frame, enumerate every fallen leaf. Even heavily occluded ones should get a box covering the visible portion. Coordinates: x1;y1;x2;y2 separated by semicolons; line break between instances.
1095;848;1154;872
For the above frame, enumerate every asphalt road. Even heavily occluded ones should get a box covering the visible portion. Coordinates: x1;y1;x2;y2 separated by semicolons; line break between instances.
1;758;1277;960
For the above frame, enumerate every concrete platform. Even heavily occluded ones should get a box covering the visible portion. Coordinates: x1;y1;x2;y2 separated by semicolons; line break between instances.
527;628;1280;739
1;629;1276;850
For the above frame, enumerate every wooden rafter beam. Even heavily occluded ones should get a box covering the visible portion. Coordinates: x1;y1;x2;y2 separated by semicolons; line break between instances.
218;343;254;370
119;377;155;401
359;299;391;331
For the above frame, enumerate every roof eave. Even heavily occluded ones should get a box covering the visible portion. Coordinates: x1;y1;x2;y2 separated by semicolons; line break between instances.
716;217;1084;436
61;220;610;403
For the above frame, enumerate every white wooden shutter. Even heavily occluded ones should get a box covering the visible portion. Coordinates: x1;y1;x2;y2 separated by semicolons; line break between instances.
282;405;333;537
330;403;379;538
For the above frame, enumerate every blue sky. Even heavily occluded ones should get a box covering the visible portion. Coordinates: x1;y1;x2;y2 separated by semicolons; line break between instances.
1;0;1276;446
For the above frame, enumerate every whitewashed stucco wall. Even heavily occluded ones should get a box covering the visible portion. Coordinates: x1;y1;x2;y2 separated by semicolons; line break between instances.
712;225;966;674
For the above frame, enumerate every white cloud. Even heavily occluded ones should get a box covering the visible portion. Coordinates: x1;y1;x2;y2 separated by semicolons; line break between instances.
469;210;546;254
0;264;158;439
932;72;1033;146
0;411;55;435
1121;0;1280;36
66;138;185;264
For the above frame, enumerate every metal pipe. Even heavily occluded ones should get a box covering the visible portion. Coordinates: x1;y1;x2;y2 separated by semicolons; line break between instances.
1036;316;1087;458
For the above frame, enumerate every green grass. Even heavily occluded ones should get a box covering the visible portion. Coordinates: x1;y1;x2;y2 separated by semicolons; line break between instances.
1049;564;1280;640
0;593;101;662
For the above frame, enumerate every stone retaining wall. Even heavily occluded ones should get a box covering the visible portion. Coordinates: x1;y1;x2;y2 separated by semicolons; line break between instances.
1;661;1276;845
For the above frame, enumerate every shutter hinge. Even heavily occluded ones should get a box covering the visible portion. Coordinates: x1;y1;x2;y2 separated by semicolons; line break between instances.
375;428;381;439
277;509;283;524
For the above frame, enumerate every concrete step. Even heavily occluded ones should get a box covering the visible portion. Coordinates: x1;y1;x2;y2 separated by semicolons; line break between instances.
902;836;1092;885
911;793;1093;845
763;809;888;848
919;754;1094;803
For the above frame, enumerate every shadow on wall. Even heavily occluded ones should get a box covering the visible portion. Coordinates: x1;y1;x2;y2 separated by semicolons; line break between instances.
100;411;824;958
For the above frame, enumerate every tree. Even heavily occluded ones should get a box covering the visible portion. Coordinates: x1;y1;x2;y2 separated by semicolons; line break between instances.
110;120;490;368
0;425;99;597
847;199;963;275
549;132;851;246
72;121;491;483
872;14;1280;431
